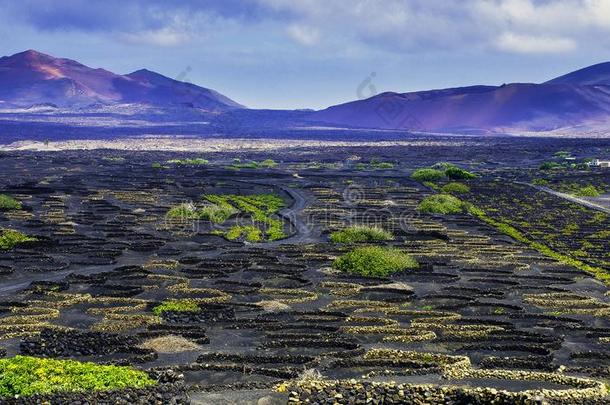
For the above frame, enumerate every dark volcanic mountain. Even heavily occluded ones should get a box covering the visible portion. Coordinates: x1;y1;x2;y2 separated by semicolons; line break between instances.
0;50;243;111
309;64;610;133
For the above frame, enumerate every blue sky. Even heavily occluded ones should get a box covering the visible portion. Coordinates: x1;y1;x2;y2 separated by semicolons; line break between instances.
0;0;609;109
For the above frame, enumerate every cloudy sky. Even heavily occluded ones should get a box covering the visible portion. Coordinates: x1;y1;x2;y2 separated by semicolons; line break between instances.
0;0;609;109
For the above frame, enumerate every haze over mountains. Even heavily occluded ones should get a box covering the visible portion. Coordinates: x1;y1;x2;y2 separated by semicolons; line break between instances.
1;50;610;136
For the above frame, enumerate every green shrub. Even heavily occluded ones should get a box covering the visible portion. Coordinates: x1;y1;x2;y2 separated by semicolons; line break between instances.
153;299;199;315
441;182;470;194
377;162;394;169
165;203;198;219
333;246;418;277
0;229;37;250
539;161;562;170
231;161;259;169
330;226;394;243
444;166;476;180
532;178;549;186
431;162;457;170
167;158;209;165
417;194;464;214
422;181;440;191
0;356;154;397
0;194;21;210
574;185;601;197
259;159;278;168
411;168;444;182
554;151;571;158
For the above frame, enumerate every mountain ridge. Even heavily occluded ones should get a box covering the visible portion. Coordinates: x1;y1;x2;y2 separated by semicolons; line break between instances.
2;50;610;135
0;50;243;111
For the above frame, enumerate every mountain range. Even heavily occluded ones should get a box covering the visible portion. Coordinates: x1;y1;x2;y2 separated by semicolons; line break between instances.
1;50;610;135
0;50;243;112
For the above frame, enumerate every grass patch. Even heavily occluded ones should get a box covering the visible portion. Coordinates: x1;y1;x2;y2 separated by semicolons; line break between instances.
441;182;470;194
0;194;21;211
0;356;155;398
333;246;418;277
0;229;37;250
417;194;464;214
152;299;200;315
330;226;394;243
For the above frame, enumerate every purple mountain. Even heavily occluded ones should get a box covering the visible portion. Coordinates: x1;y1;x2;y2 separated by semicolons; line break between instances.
546;61;610;86
310;64;610;133
0;50;243;111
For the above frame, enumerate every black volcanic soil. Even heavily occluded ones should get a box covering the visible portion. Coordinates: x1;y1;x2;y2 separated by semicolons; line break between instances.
0;138;608;404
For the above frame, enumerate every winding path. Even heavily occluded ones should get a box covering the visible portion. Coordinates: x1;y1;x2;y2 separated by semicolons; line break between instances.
519;182;610;214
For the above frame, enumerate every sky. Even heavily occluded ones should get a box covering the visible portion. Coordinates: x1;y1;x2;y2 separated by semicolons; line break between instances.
0;0;609;110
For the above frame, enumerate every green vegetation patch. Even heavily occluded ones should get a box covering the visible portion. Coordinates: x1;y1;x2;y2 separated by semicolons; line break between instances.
412;164;476;182
333;246;418;277
441;182;470;194
166;203;199;220
0;356;155;398
467;204;610;285
411;168;444;182
204;193;286;241
0;194;21;211
229;159;278;170
573;185;602;197
546;182;605;197
167;158;209;165
166;201;238;224
330;226;394;243
444;166;477;180
539;161;562;170
198;204;239;223
0;229;37;250
153;299;200;315
226;225;263;242
417;194;464;214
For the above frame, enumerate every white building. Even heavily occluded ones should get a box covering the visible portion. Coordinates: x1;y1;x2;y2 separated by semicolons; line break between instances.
590;159;610;168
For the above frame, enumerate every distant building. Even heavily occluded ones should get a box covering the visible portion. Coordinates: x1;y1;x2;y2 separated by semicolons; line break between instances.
589;159;610;168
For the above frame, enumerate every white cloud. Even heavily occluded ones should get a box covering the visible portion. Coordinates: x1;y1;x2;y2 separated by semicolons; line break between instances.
287;24;320;46
259;0;610;55
4;0;610;54
496;32;576;53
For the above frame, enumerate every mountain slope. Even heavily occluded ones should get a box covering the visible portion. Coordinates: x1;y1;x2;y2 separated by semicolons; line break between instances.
0;50;243;111
125;69;243;110
309;80;610;133
546;62;610;86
